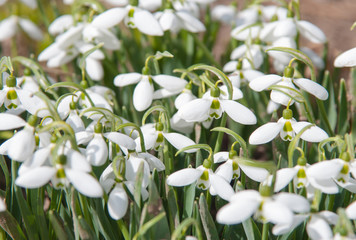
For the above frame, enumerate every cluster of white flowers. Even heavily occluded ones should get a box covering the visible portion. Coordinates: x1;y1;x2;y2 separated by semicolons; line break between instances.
0;0;355;239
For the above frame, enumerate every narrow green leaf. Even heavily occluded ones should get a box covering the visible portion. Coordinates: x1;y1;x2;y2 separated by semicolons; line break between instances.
89;199;116;240
0;211;26;240
134;162;144;209
171;218;203;240
322;71;337;132
211;127;248;157
266;47;316;81
199;194;219;240
337;79;349;135
77;216;96;240
49;210;74;240
132;212;165;240
183;184;196;219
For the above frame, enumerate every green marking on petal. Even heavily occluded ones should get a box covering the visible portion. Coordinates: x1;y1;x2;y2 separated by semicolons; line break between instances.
56;168;66;179
283;121;293;132
297;168;306;178
340;164;349;175
200;170;209;181
6;89;18;100
210;99;220;109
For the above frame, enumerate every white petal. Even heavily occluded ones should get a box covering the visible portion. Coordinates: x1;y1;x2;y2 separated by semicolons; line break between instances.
239;164;269;182
217;196;260;224
86;134;108;166
133;10;163;36
273;18;297;39
48;15;73;35
170;113;195;134
296;20;326;44
223;61;238;73
93;28;121;50
263;201;293;225
18;18;43;40
306;216;333;240
213;152;229;163
153;89;178;99
125;156;150;187
215;160;233;182
0;113;26;130
91;7;127;29
221;100;256;125
163;132;196;153
249;74;282;92
108;185;128;220
15;167;56;188
75;131;93;145
66;169;103;197
0;16;17;41
166;168;201;187
346;201;356;219
158;10;179;32
274;193;310;213
249;122;283;145
152;75;187;92
66;111;85;132
8;127;35;162
133;76;153;111
56;24;84;49
334;47;356;68
38;43;61;62
139;152;165;172
272;215;308;235
210;173;234;201
114;73;142;87
308;177;339;194
85;58;103;81
307;160;343;179
104;132;136;150
18;147;51;175
274;168;298;192
293;78;328;100
230;45;247;60
66;149;92;172
177;99;211;122
176;11;206;33
292;122;328;142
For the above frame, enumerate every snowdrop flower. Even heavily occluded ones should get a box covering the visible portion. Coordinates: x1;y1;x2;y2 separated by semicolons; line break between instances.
77;43;105;81
266;37;296;72
249;66;328;106
15;146;103;198
0;115;37;162
155;8;205;33
167;159;234;201
114;72;187;111
249;108;328;144
307;153;356;193
334;46;356;68
48;15;74;35
170;112;195;135
0;16;43;41
135;122;196;152
260;13;327;44
211;5;236;25
274;157;339;195
178;85;256;127
76;122;136;166
216;186;310;233
231;23;261;41
100;161;148;220
89;5;163;36
214;150;269;183
223;44;264;70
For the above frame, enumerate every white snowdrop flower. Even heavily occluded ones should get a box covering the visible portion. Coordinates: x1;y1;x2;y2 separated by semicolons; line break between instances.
48;15;74;35
90;5;163;36
231;23;261;41
249;66;328;106
306;212;338;240
139;0;162;11
114;72;187;111
260;13;326;44
261;5;288;22
178;85;256;126
216;186;310;232
224;44;264;70
0;113;26;130
334;46;356;68
170;112;195;135
0;115;37;162
214;150;269;183
346;200;356;220
16;71;40;94
266;37;296;72
0;16;43;41
77;43;105;81
274;157;339;195
211;5;236;25
85;124;108;167
135;122;196;152
105;0;128;6
234;5;260;26
167;160;234;201
172;1;200;18
249;108;328;144
307;153;356;193
15;146;103;198
155;8;205;33
100;162;148;220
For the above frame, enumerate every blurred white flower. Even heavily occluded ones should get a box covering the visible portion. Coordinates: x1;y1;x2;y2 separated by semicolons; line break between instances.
0;16;43;41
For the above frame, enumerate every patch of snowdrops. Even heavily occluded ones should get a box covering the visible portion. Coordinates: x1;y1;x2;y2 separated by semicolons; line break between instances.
0;0;355;239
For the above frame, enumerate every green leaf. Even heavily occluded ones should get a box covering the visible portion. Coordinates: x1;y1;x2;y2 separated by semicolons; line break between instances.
154;51;174;60
322;71;337;132
337;79;349;135
175;144;212;157
132;212;166;240
199;194;219;240
0;211;26;240
49;210;74;240
211;127;248;157
171;218;203;240
183;183;196;219
77;216;97;240
266;47;316;81
236;157;276;173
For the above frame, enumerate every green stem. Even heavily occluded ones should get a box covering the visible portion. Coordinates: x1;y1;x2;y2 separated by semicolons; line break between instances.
317;99;334;136
118;220;130;240
262;222;269;240
190;33;221;69
213;113;227;153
